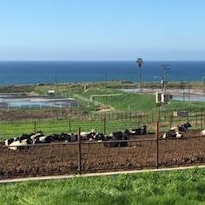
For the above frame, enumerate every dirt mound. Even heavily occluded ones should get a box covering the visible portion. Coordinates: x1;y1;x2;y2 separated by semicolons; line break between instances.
96;105;115;112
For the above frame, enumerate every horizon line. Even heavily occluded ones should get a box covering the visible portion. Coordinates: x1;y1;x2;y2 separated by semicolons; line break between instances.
0;59;205;62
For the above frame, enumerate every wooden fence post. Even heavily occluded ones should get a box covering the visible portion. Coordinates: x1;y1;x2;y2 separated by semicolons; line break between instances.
78;127;82;175
34;121;37;133
158;107;161;122
170;116;173;128
152;111;154;123
156;121;159;168
103;117;106;135
201;110;203;130
196;113;198;127
69;119;71;133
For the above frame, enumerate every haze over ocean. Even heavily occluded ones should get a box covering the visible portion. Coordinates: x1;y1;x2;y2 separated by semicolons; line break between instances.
0;61;204;85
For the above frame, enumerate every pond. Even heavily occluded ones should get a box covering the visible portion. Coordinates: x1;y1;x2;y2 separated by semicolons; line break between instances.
0;96;80;109
173;95;205;102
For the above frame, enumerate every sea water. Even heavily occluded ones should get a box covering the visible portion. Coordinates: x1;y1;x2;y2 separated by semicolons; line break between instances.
0;61;204;85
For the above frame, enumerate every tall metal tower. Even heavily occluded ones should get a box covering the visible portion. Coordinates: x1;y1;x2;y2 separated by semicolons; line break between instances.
161;64;169;94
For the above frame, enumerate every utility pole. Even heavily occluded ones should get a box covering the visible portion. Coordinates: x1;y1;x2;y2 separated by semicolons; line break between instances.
181;82;185;102
136;58;143;93
161;64;169;94
55;76;59;95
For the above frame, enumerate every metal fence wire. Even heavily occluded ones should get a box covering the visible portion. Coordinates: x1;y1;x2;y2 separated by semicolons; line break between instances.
0;111;205;139
1;128;205;179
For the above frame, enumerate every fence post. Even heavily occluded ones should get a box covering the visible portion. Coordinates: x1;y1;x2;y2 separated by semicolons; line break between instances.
201;110;203;130
158;107;161;122
78;127;82;175
69;119;71;133
156;121;159;169
152;111;154;123
103;117;106;135
34;121;37;133
170;116;173;128
196;113;198;127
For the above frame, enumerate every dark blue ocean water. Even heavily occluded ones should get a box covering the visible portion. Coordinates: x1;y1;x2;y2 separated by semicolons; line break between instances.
0;61;204;85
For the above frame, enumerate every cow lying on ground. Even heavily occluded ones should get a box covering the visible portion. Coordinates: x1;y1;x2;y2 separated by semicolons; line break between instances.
104;131;129;147
80;129;97;140
4;131;79;150
4;126;137;150
124;125;147;136
171;122;192;132
7;138;33;151
162;127;183;139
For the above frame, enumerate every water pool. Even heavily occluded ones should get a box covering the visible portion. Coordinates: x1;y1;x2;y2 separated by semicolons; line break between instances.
0;96;80;109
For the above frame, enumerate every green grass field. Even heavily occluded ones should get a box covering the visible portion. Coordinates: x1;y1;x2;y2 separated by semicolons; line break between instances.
1;85;205;140
34;83;205;113
1;168;205;205
0;110;204;140
0;118;148;140
70;87;205;112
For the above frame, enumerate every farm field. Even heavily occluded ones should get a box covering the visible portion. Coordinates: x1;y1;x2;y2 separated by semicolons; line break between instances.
1;130;205;180
1;168;205;205
1;82;205;181
1;107;205;140
0;117;152;140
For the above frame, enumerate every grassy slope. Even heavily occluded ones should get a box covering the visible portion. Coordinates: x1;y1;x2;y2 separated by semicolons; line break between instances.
1;168;205;205
164;100;205;112
35;84;205;112
79;88;156;112
76;87;205;112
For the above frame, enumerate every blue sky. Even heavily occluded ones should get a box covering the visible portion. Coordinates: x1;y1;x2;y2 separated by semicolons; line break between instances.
0;0;205;61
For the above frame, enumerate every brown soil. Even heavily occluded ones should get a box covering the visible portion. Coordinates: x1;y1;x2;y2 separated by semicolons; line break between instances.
0;108;87;121
0;130;204;180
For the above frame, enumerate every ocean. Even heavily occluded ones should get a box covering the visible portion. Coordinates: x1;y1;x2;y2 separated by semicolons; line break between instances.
0;61;204;85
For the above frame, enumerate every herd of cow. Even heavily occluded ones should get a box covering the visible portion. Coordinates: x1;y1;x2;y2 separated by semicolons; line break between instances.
4;125;148;150
3;122;205;150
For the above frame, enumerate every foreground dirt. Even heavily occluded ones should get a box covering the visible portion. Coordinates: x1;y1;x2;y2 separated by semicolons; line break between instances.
0;130;204;179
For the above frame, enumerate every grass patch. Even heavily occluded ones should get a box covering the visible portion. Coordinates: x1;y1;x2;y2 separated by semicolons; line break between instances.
0;117;148;140
163;100;205;112
76;88;156;112
67;87;205;112
1;168;205;205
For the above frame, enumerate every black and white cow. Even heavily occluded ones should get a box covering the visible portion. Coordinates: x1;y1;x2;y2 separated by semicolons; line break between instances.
80;129;97;140
8;138;33;150
104;131;129;147
178;122;192;132
162;127;183;139
124;125;147;136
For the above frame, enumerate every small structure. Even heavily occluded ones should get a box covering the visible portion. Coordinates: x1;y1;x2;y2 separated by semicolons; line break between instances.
156;92;172;103
173;111;188;117
48;90;55;95
83;84;88;91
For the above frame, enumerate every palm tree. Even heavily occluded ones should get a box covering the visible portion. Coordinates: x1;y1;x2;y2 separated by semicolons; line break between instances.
136;58;143;92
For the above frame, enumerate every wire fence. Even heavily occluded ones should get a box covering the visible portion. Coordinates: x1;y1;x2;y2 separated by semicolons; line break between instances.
1;131;205;180
0;111;205;140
